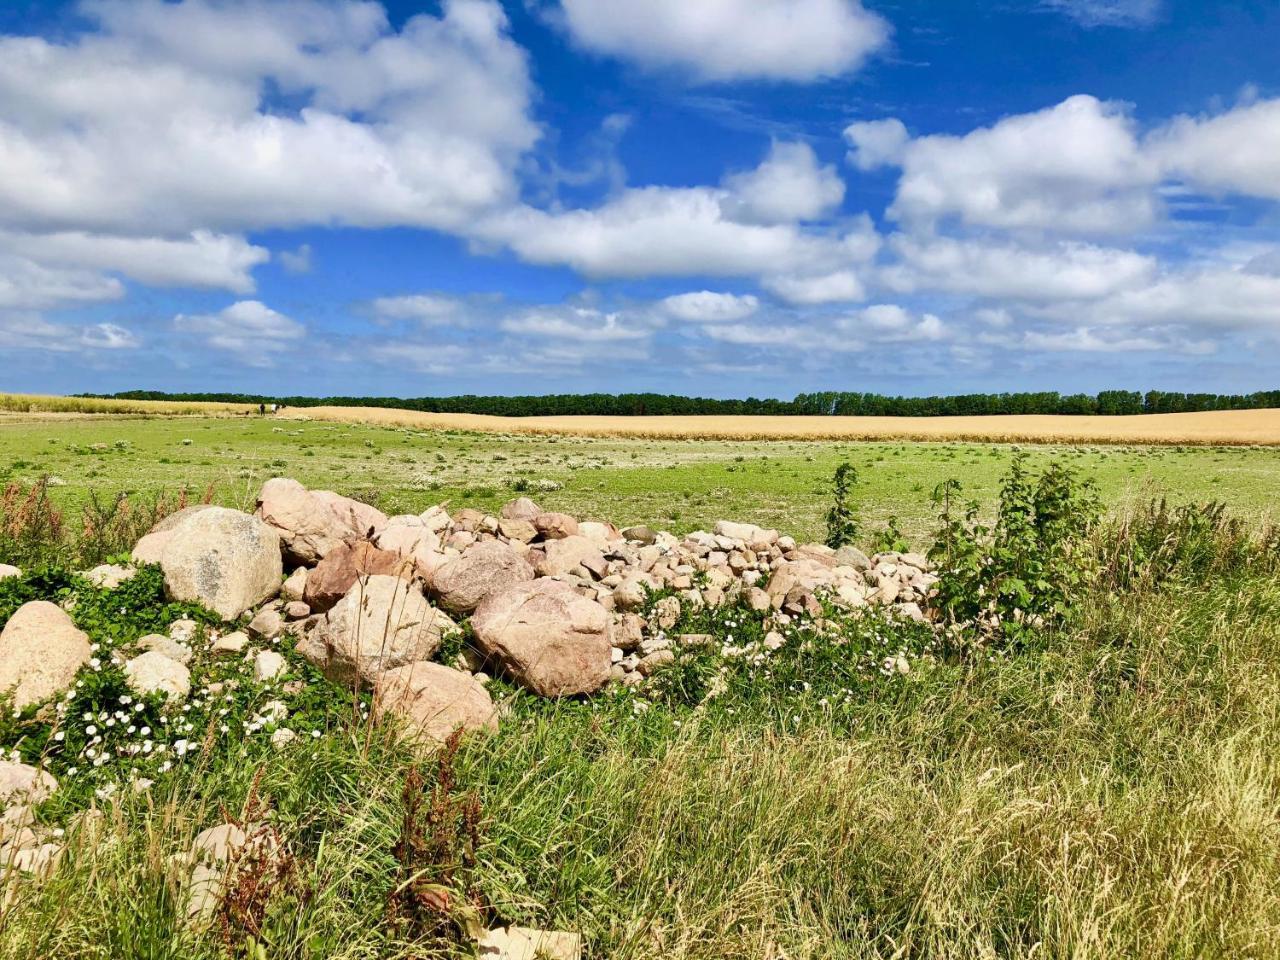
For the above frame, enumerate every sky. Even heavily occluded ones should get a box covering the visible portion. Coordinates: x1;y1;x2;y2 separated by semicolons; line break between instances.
2;0;1279;400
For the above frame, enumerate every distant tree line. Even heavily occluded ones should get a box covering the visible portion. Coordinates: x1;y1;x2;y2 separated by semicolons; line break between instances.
85;389;1280;418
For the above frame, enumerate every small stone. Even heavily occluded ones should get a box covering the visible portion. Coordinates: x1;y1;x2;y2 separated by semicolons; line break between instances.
211;631;250;657
124;651;191;701
476;925;581;960
83;563;136;590
248;607;284;640
283;600;311;620
764;631;786;651
169;618;199;644
280;567;308;603
0;564;21;581
137;633;193;664
637;649;675;676
253;650;287;682
652;596;681;630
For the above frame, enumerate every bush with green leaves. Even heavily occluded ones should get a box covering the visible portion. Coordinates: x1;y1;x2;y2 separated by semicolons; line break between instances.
927;453;1101;647
824;461;859;549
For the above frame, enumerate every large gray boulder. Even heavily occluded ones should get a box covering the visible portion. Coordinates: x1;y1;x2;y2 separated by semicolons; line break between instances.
297;575;455;685
471;579;612;697
255;477;387;566
373;661;498;747
0;601;91;708
427;540;534;615
159;507;282;620
130;504;218;565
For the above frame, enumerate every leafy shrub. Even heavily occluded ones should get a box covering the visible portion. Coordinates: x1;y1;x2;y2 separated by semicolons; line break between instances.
928;454;1100;647
824;462;859;549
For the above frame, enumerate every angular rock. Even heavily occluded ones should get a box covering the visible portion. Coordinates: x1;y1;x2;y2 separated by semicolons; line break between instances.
471;579;611;697
476;925;581;960
124;650;191;701
534;536;605;578
280;567;308;602
303;539;406;613
500;496;542;521
0;761;57;806
428;540;534;615
0;601;91;709
298;575;455;685
137;633;193;664
255;477;387;565
247;607;283;640
253;650;286;681
159;507;282;620
533;512;579;540
373;661;498;747
498;517;538;543
211;631;249;657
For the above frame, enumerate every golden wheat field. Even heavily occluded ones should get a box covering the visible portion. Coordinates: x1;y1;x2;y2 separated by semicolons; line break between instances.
277;404;1280;445
5;394;1280;444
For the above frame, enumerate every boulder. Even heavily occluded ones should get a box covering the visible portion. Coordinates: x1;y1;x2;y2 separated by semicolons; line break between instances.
578;521;621;546
497;517;538;543
159;507;282;620
303;539;406;613
0;601;91;708
373;661;498;747
620;525;656;545
0;564;21;581
253;650;286;681
247;607;283;640
428;540;534;615
534;536;605;578
298;575;455;685
255;478;387;565
211;631;250;657
471;579;611;697
500;497;542;521
533;512;579;540
374;522;442;572
130;505;218;565
124;651;191;702
834;545;872;571
0;761;57;806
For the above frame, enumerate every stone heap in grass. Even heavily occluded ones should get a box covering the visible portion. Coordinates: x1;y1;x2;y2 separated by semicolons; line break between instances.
1;477;938;753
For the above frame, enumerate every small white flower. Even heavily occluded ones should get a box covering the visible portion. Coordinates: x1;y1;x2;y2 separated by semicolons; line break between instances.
119;694;132;705
85;724;97;736
140;726;150;736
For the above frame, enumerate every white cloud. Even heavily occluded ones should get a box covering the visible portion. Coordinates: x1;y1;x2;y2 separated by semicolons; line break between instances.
1149;97;1280;201
762;270;866;305
0;230;268;293
500;306;650;341
843;118;909;171
1042;0;1162;28
720;142;845;224
173;299;303;366
837;304;948;342
370;294;464;326
553;0;890;82
279;243;312;274
0;256;124;309
1022;327;1211;354
1048;265;1280;332
661;291;759;323
0;0;537;237
885;234;1157;301
887;95;1160;234
0;312;139;353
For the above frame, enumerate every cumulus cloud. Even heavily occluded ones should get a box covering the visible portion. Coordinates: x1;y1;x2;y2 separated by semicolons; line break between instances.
369;295;465;326
0;256;124;309
0;0;536;237
552;0;890;82
0;312;139;353
720;142;845;224
501;305;650;342
885;95;1160;234
843;118;909;171
884;234;1157;301
661;291;759;323
0;230;268;293
762;270;866;305
173;299;303;366
1149;97;1280;201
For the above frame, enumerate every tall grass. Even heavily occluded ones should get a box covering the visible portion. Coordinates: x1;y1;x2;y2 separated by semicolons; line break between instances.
1;490;1278;957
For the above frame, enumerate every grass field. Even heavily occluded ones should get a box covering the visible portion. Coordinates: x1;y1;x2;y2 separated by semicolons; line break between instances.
3;411;1280;958
1;413;1277;543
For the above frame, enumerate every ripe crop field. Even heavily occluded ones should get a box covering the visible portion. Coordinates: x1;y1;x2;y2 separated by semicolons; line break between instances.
2;413;1279;542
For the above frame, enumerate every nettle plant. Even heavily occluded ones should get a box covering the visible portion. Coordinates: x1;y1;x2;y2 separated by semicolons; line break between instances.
928;453;1101;648
824;462;860;549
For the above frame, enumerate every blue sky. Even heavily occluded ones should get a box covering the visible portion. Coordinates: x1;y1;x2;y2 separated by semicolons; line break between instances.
2;0;1279;399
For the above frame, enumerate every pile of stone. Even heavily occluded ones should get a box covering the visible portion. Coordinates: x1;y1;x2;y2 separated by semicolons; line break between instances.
1;477;938;753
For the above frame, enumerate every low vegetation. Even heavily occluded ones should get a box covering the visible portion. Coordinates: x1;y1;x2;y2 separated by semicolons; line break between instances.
0;445;1277;958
